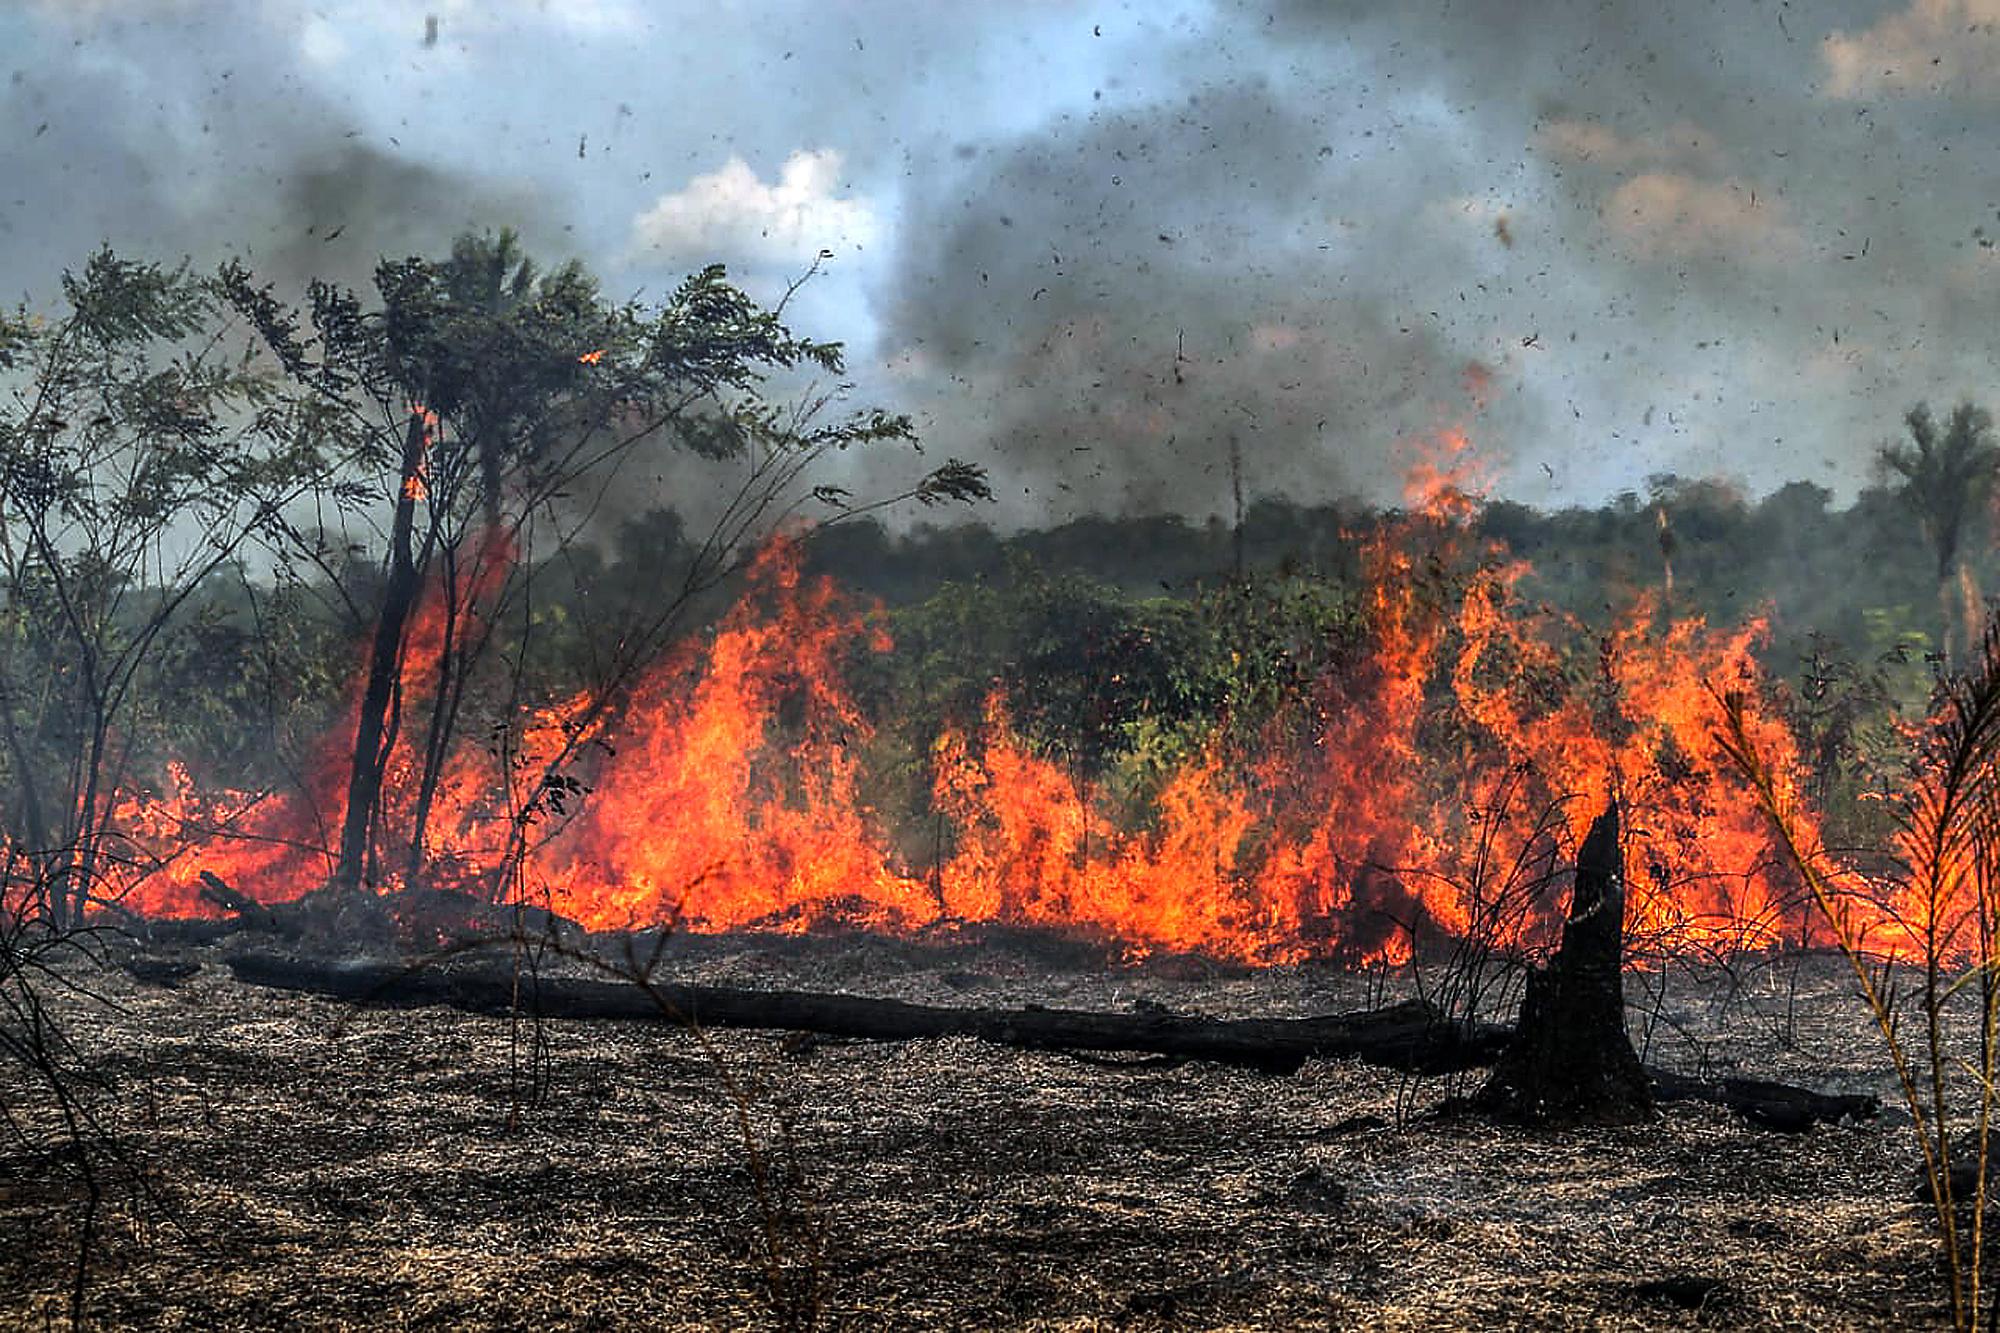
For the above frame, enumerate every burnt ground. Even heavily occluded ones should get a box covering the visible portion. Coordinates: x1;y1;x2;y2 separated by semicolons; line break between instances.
0;929;1947;1330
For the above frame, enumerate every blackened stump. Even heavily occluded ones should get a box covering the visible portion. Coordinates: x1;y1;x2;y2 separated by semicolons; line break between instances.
1477;800;1654;1126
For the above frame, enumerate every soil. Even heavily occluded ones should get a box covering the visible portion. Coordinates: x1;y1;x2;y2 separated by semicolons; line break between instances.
0;928;1947;1329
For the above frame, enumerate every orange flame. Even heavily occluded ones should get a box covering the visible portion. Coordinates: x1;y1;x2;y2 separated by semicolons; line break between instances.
86;430;1885;965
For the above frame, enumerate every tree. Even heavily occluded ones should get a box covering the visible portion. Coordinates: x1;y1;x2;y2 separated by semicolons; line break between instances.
1877;401;1998;657
222;234;986;895
0;250;353;1320
0;250;338;924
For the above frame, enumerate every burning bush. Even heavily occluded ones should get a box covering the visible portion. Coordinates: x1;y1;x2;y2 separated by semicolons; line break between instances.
89;428;1845;974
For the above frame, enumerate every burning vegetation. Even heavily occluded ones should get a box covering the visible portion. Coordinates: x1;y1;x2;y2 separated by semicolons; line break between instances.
98;451;1809;966
48;399;1838;975
0;242;1951;973
6;230;2000;1330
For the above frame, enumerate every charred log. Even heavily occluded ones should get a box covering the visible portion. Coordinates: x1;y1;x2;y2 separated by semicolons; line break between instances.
1476;801;1656;1126
197;872;291;936
222;950;1508;1075
1648;1071;1876;1133
140;881;580;952
112;874;283;946
213;949;1879;1130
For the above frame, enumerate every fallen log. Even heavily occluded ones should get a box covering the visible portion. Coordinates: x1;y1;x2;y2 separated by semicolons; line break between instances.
217;951;1883;1129
198;872;290;935
1649;1070;1876;1133
223;950;1509;1075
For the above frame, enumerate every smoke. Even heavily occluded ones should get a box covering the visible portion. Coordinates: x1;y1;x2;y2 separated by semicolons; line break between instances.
880;79;1518;520
869;0;2000;515
12;0;2000;522
247;143;557;294
0;5;562;305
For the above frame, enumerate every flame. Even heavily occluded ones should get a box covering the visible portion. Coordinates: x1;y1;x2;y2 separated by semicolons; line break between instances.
82;428;1899;965
401;404;439;501
578;349;605;365
107;526;520;917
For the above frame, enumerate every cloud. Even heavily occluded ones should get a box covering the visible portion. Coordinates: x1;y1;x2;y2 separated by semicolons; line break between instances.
1822;0;2000;98
1537;119;1724;173
874;80;1531;522
628;150;879;269
298;15;349;67
1603;172;1802;262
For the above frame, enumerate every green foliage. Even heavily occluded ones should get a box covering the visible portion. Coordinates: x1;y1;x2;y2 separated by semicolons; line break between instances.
886;563;1215;760
0;247;339;918
221;233;922;525
850;559;1363;850
1878;400;1999;583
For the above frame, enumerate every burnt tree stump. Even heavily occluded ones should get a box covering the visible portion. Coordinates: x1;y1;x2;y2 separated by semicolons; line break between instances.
1477;799;1654;1126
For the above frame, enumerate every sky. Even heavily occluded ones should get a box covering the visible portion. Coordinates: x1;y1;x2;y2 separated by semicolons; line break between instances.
5;0;2000;526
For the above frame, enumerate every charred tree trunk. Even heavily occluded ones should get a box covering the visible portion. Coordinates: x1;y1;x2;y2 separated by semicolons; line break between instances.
403;546;462;889
1477;799;1654;1126
333;411;430;892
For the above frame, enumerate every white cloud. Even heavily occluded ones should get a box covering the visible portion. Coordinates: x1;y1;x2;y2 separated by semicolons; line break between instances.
628;150;880;268
1822;0;2000;98
1603;172;1802;263
298;15;348;67
1537;119;1722;172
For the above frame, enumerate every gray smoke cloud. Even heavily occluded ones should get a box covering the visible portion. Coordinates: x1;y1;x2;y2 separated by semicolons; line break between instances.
863;0;2000;519
0;4;559;303
880;78;1506;517
7;1;2000;524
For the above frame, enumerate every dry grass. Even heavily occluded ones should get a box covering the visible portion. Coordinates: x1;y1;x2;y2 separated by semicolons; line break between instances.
0;932;1948;1329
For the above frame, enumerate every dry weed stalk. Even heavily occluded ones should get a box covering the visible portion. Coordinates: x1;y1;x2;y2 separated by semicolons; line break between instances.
414;911;832;1332
604;929;830;1333
1716;622;2000;1330
0;846;171;1329
1396;763;1569;1113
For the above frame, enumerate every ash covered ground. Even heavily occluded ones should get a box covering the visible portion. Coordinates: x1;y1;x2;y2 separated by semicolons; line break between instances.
0;931;1941;1329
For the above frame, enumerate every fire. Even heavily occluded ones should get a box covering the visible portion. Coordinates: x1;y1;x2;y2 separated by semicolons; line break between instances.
929;706;1274;958
535;545;934;932
578;349;605;365
88;428;1873;965
107;526;521;918
402;404;439;500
